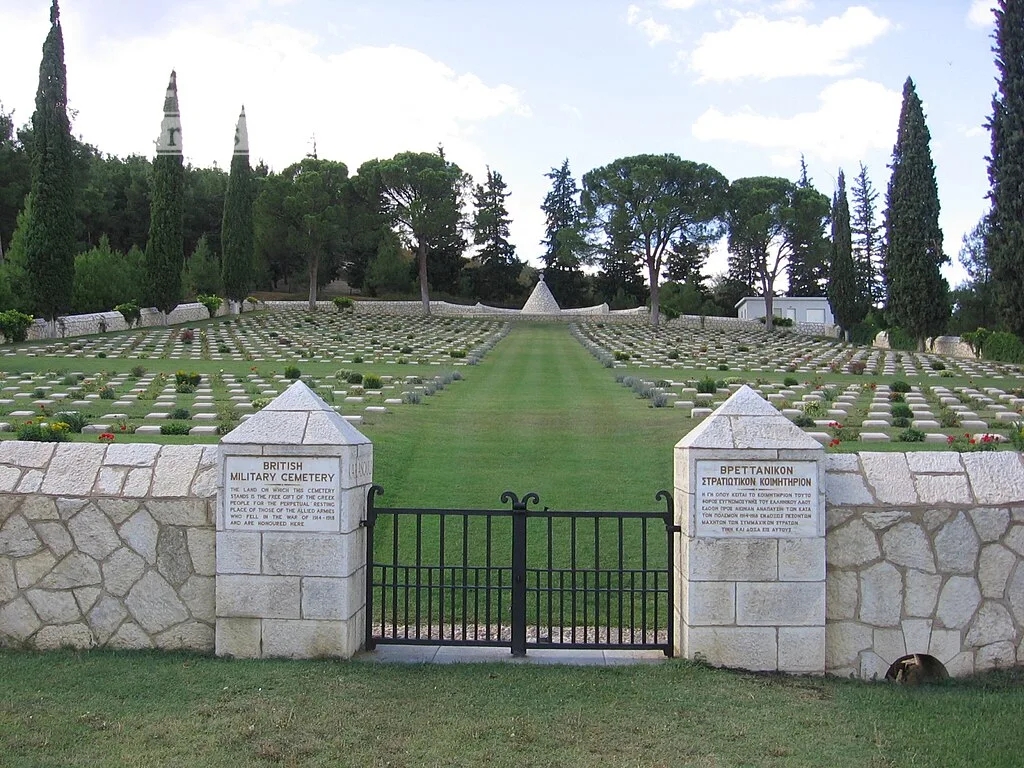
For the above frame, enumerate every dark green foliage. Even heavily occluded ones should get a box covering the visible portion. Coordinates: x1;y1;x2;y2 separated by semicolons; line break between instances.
54;410;87;432
196;293;222;317
0;309;34;342
114;300;141;327
24;1;76;322
17;420;69;442
184;235;221;298
540;159;590;307
696;377;717;394
851;163;885;306
952;216;995;333
827;169;866;335
221;123;254;303
891;403;913;419
160;421;191;435
982;330;1024;362
658;280;707;320
363;374;383;389
884;78;948;349
145;74;185;316
726;176;829;329
72;237;144;313
284;365;301;379
897;427;926;443
333;296;354;311
471;167;522;302
885;326;918;351
346;372;363;385
374;150;469;314
582;154;728;327
174;370;201;386
169;407;190;420
787;160;830;297
962;326;991;357
890;380;912;392
0;104;32;259
986;0;1024;335
364;230;413;297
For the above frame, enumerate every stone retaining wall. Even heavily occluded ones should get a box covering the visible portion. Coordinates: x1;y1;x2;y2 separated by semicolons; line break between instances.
825;452;1024;678
26;302;230;341
1;436;1022;676
0;443;217;651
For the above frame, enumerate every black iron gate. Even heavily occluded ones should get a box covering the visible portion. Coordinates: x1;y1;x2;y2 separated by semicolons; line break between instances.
362;486;679;656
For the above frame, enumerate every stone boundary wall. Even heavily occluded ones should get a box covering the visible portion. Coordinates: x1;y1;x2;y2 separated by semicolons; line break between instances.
668;314;839;337
0;442;217;651
825;451;1024;678
26;302;230;341
1;439;1022;677
262;300;647;322
873;332;978;359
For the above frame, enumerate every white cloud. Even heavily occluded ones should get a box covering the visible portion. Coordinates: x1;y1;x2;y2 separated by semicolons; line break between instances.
0;5;528;177
967;0;994;28
691;78;902;167
661;0;702;8
689;6;892;81
627;4;673;46
771;0;812;11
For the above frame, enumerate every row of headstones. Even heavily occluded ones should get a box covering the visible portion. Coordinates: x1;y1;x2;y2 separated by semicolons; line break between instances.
578;322;1018;378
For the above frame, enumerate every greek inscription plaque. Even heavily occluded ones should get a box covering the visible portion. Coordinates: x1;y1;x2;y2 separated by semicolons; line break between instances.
694;460;819;537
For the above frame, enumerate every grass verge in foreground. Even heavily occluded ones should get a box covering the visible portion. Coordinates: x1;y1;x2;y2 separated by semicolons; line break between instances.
1;649;1022;768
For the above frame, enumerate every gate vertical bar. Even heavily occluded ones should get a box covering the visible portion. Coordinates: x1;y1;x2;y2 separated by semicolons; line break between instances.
504;491;537;657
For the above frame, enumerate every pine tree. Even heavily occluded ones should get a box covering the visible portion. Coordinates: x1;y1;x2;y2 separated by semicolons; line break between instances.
221;106;254;308
884;77;948;350
851;163;884;306
787;155;829;297
24;0;76;328
471;167;520;302
145;71;185;318
827;169;863;336
986;0;1024;335
540;159;589;306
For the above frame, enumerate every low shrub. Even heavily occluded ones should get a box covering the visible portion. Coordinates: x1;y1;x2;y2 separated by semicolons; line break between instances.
449;349;467;359
613;351;630;361
363;374;383;390
180;329;195;344
948;432;1000;452
175;371;201;387
891;403;913;419
783;376;799;387
333;296;354;312
169;407;191;420
696;377;717;394
196;294;223;318
251;397;271;411
0;310;34;343
346;372;363;385
17;420;70;442
175;382;196;394
982;331;1024;364
892;416;911;428
55;411;88;433
114;301;141;328
939;408;961;428
897;428;926;443
98;385;117;400
890;380;912;393
284;365;301;380
130;365;147;378
404;391;422;404
849;361;867;375
160;421;192;435
792;414;815;428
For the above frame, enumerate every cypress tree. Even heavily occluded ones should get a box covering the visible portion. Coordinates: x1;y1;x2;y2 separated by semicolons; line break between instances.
24;0;76;328
827;169;862;337
145;71;185;318
986;0;1024;335
851;163;884;306
221;106;254;309
884;77;948;350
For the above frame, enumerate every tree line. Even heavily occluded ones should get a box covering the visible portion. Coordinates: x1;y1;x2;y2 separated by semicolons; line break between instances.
2;0;1022;354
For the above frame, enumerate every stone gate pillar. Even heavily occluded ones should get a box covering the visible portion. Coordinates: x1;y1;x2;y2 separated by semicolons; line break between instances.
215;381;372;658
673;386;826;673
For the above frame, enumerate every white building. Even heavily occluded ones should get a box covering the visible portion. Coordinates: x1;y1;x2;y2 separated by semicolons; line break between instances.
735;296;835;325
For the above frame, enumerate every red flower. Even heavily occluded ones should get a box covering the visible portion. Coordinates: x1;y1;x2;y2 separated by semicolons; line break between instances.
947;435;955;445
98;432;115;444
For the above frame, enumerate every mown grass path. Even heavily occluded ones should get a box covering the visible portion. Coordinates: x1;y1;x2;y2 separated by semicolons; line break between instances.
364;323;683;511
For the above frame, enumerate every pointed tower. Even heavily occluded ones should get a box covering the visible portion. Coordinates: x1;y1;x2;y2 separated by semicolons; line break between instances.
233;105;248;155
155;70;182;155
520;273;562;315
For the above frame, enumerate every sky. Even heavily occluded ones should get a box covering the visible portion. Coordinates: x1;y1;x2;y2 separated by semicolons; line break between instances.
0;0;1002;287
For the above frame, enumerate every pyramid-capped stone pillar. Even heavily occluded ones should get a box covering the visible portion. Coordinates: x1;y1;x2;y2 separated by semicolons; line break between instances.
215;381;372;659
673;385;826;673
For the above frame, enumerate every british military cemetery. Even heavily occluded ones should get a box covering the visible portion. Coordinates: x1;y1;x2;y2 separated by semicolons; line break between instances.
0;1;1022;766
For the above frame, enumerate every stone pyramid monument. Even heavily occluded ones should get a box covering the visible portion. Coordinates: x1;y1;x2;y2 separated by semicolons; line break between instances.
521;274;562;315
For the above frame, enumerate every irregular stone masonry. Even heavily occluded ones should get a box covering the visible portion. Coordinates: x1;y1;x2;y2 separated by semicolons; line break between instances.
824;451;1024;678
0;442;217;651
0;440;1022;674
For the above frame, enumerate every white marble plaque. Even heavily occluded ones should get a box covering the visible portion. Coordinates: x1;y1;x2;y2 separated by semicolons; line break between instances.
694;460;819;537
224;456;340;531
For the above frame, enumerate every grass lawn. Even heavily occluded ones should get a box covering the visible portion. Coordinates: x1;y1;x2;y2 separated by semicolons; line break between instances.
1;650;1022;767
